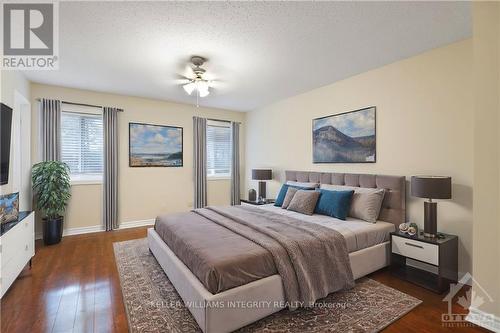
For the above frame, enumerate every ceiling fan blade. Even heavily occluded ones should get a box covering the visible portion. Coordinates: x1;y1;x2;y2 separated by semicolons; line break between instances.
207;79;225;89
181;65;195;78
173;73;193;85
174;78;192;85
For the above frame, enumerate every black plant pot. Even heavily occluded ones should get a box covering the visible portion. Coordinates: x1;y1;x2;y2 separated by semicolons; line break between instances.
43;216;64;245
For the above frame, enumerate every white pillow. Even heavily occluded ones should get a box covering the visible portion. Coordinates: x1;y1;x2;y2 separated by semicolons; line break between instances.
319;184;385;223
286;181;319;188
320;184;353;191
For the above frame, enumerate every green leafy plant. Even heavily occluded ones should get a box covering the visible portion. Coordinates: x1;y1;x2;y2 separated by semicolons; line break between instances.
32;161;71;220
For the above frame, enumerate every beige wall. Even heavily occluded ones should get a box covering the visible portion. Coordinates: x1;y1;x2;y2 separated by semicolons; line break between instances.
0;71;31;196
472;2;500;319
30;84;245;232
245;39;473;276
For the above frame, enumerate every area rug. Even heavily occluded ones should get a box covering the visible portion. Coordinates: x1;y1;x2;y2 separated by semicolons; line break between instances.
114;238;421;333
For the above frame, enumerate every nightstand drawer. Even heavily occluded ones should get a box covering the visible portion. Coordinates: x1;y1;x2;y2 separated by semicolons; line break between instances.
392;235;439;265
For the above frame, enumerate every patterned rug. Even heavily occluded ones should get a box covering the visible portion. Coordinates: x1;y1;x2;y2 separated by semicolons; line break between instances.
114;238;421;332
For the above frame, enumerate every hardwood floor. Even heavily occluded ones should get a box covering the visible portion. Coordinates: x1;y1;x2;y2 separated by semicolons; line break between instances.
1;227;489;333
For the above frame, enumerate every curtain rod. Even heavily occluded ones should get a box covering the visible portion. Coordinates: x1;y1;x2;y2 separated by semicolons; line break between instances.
205;117;241;124
36;98;123;112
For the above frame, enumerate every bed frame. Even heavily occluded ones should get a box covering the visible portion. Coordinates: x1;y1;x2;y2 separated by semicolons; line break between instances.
148;171;406;333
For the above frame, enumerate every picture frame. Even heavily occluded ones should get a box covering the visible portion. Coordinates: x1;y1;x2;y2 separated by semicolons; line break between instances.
312;106;376;163
129;122;183;167
0;192;19;224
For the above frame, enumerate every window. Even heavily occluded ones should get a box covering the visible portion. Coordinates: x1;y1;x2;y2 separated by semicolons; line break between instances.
207;122;231;178
61;110;103;183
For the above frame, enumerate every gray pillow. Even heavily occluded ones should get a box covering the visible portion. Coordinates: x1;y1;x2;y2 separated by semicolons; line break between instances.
282;187;298;209
286;181;320;189
287;190;320;215
349;189;386;223
319;184;385;223
319;184;352;191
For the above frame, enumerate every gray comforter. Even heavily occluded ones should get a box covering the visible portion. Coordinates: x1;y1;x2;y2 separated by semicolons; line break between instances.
155;205;354;309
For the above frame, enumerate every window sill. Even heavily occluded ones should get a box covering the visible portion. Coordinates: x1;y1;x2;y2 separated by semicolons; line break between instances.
70;175;103;186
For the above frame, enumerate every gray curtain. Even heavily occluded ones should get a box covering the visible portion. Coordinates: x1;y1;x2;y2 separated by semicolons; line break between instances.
231;122;240;205
103;107;119;231
40;99;61;161
193;116;207;209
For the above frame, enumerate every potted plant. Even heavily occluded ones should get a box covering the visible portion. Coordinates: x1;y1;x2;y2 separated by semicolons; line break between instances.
32;161;71;245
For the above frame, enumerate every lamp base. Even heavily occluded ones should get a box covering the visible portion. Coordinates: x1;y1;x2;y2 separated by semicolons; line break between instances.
424;201;437;238
258;181;267;200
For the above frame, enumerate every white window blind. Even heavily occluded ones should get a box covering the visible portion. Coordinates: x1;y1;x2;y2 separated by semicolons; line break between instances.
207;122;231;178
61;111;103;178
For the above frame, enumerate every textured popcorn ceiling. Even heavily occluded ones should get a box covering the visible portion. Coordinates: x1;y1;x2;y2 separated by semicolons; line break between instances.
24;1;471;111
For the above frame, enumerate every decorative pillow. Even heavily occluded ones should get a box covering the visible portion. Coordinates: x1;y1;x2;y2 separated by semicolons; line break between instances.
281;187;298;209
349;189;386;223
314;189;354;220
274;185;289;206
286;181;320;189
319;184;385;223
319;184;353;191
274;184;315;207
287;190;320;215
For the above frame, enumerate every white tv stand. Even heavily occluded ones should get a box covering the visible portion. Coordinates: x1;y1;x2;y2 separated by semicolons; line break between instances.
0;211;35;298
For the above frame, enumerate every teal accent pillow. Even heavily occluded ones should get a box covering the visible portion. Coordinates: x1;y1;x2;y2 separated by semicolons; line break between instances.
314;189;354;220
274;184;314;207
274;185;290;206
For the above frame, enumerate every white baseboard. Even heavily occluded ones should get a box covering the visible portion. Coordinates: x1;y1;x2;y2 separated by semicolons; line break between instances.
65;225;105;236
35;219;155;240
119;219;155;230
35;224;104;240
466;307;500;332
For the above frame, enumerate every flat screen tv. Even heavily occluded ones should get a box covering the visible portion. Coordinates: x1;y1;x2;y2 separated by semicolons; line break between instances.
1;103;13;185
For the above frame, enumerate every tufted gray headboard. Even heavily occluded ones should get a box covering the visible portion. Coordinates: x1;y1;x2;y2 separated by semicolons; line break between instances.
285;170;406;226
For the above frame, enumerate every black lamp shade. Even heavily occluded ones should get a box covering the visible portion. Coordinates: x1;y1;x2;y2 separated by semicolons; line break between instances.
252;169;272;180
411;176;452;199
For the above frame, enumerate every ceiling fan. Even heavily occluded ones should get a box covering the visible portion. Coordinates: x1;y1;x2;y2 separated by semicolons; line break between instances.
178;56;213;102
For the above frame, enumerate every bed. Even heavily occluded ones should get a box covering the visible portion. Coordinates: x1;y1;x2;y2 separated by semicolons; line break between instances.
148;171;406;333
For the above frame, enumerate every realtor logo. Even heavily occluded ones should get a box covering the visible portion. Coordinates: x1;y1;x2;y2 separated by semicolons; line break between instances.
1;2;59;69
442;272;495;329
3;3;53;55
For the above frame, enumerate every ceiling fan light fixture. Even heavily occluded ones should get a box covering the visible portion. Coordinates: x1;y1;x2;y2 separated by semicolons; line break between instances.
198;87;210;98
178;56;214;102
183;82;195;95
196;80;209;91
183;79;210;98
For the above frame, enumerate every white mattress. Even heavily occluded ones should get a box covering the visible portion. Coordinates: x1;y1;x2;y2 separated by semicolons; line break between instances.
257;204;395;253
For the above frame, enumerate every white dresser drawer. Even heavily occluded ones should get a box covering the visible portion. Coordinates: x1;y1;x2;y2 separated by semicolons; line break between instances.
2;221;25;265
392;235;439;265
1;215;34;266
0;212;35;298
1;247;32;297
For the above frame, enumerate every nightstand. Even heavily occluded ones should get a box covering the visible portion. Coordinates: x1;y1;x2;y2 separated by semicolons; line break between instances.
240;199;275;206
390;231;458;294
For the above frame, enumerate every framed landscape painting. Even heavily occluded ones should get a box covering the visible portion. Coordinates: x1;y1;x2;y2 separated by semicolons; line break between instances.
313;107;376;163
0;192;19;224
129;122;183;167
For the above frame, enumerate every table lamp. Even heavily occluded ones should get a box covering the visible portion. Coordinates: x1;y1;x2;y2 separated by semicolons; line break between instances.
411;176;452;238
252;169;272;201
